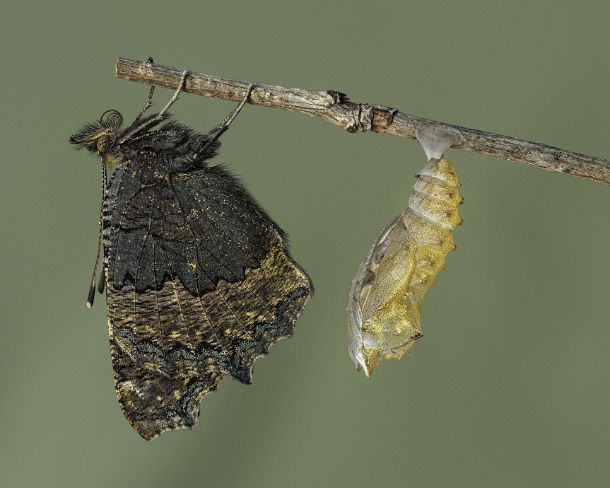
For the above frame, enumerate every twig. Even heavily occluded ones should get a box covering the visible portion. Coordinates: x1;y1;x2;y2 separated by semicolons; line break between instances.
116;57;610;186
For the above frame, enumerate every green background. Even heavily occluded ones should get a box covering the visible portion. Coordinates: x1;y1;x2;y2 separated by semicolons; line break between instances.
1;1;609;487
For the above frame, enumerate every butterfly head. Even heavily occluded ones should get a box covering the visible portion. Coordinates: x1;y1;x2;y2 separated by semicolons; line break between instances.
69;109;124;155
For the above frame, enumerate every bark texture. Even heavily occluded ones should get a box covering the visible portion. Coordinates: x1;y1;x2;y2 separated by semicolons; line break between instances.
116;57;610;186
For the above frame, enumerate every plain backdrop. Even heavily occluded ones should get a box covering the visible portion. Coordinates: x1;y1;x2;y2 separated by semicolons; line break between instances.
1;1;609;487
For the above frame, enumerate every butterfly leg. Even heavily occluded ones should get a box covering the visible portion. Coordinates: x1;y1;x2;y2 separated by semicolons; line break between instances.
133;58;157;122
209;84;254;138
158;70;189;117
194;84;254;158
118;70;189;145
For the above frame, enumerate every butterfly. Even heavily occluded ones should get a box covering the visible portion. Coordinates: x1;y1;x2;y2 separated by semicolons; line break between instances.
69;65;313;439
347;156;462;377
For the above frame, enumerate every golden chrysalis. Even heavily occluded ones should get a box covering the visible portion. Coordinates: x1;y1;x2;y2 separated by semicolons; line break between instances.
347;156;463;377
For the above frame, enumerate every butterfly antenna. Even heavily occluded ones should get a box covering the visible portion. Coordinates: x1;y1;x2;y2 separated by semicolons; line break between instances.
86;158;107;308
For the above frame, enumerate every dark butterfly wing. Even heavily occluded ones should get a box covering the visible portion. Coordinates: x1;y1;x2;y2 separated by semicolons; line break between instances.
105;150;312;440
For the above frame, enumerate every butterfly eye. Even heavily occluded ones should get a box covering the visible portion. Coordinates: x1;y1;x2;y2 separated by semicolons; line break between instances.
96;135;111;153
99;109;123;129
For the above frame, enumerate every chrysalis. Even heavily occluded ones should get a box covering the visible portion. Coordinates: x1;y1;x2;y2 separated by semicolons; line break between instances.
347;129;462;377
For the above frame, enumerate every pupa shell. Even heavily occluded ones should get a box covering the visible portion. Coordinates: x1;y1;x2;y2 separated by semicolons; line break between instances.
347;157;462;377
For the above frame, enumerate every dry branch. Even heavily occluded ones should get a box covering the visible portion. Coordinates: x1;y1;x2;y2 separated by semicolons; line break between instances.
116;57;610;186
